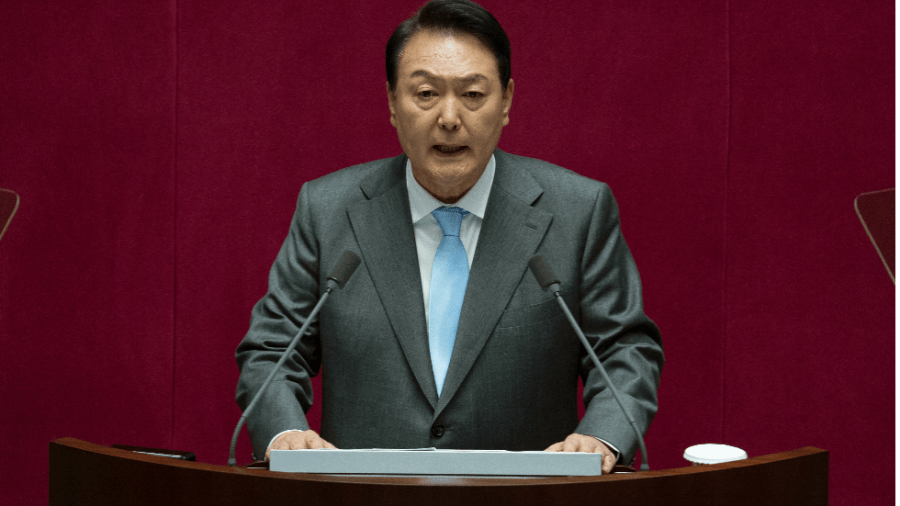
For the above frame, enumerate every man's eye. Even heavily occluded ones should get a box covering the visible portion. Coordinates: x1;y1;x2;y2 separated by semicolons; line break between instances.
418;90;435;98
464;91;483;98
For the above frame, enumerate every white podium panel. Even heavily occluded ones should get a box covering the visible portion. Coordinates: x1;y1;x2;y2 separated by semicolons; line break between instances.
270;449;603;476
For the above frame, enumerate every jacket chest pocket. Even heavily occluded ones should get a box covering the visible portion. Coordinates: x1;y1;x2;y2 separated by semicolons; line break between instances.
495;288;577;330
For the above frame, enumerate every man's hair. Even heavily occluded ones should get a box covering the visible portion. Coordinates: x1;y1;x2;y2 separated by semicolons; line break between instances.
386;0;511;92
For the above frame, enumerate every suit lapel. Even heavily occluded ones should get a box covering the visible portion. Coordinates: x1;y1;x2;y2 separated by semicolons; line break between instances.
435;150;552;416
348;155;439;409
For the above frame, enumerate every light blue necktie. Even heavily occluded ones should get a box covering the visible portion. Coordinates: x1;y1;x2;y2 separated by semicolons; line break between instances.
428;206;470;396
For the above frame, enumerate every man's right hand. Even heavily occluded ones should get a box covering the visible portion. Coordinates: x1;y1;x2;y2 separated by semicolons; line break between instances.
265;430;337;460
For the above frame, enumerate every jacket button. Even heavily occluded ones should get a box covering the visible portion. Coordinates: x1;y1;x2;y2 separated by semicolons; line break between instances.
431;424;444;438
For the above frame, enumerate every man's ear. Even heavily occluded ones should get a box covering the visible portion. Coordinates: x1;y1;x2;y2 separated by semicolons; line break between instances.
386;82;397;127
501;78;514;127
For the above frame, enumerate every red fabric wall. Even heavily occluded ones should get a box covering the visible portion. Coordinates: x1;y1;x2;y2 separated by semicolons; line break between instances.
0;1;892;504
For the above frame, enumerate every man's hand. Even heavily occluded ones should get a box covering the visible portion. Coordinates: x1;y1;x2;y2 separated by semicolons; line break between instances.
265;430;337;460
544;433;616;474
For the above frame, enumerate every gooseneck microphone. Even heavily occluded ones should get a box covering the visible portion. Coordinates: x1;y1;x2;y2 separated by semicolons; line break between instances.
527;255;650;471
228;251;361;467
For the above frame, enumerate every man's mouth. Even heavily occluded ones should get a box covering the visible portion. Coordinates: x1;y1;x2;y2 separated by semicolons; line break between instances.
433;145;467;155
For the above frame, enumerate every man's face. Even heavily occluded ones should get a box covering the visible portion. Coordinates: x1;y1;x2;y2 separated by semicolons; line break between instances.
388;30;513;203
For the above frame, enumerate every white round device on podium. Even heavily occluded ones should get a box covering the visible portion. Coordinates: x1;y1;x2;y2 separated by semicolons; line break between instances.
683;444;748;465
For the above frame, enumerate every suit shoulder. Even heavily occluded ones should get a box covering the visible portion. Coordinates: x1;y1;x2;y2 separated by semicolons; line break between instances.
296;154;404;210
305;155;398;193
498;151;611;198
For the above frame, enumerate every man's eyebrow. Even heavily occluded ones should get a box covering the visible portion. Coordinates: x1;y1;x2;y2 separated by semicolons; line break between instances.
409;70;489;83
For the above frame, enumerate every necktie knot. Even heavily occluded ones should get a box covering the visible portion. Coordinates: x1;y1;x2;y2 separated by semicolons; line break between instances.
431;207;469;237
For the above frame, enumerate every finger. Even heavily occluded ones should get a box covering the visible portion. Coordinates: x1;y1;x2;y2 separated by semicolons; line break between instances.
561;438;580;453
299;431;321;449
544;442;563;452
266;436;288;460
313;438;336;449
602;453;616;474
307;431;332;449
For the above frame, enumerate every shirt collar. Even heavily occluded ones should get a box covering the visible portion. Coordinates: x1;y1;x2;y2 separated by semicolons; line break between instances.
406;154;495;223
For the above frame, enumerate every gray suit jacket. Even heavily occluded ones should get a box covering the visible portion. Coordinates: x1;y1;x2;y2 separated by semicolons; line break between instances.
236;149;663;463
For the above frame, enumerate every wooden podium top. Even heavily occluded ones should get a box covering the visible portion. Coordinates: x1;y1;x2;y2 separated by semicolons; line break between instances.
50;438;828;506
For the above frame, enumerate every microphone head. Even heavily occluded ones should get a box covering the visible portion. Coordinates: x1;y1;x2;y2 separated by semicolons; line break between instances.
528;255;561;292
327;251;361;289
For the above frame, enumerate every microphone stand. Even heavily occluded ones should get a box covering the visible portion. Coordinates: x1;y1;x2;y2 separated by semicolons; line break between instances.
551;288;650;471
227;289;332;467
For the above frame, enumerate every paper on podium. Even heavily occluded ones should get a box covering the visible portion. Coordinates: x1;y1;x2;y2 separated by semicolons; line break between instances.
269;448;603;476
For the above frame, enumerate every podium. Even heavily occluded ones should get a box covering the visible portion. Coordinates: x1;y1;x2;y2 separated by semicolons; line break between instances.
49;438;827;505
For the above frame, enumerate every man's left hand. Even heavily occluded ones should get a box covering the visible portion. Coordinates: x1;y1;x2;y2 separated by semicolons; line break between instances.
544;433;616;474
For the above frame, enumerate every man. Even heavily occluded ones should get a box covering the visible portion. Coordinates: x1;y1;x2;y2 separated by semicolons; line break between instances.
236;0;662;474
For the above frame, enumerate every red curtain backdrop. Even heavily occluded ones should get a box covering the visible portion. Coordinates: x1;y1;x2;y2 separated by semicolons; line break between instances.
0;1;892;504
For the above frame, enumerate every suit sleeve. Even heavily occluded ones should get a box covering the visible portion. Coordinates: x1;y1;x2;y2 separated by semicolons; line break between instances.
235;184;322;460
574;184;664;465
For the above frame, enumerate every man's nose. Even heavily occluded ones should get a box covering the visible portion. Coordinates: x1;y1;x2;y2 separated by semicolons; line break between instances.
437;97;461;131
